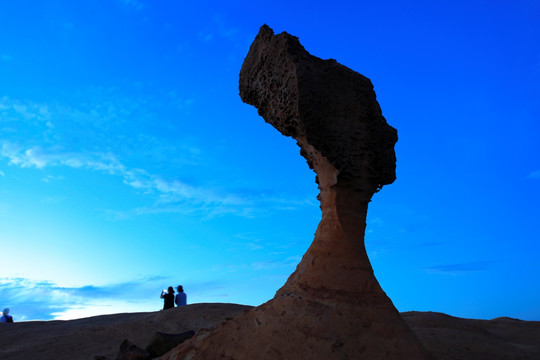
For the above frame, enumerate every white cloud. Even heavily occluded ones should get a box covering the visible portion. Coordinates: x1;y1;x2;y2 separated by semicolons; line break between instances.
0;276;168;321
0;275;235;321
0;140;250;217
0;95;315;220
0;143;125;172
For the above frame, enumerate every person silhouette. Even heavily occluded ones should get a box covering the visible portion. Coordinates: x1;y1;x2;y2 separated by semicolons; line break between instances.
0;308;13;323
175;285;187;307
160;286;175;310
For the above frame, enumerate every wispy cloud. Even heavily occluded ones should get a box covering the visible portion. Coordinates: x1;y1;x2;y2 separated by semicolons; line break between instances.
211;13;239;40
41;196;67;204
41;174;64;183
234;233;265;251
0;276;168;321
0;143;133;180
0;141;243;212
120;0;144;10
0;94;162;151
1;94;315;219
195;12;242;59
0;97;51;127
199;33;215;43
250;257;300;271
1;140;313;219
0;276;235;321
0;94;241;214
527;169;540;179
424;260;497;275
209;256;300;275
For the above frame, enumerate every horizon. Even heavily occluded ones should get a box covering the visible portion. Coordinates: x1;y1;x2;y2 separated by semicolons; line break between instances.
1;0;539;322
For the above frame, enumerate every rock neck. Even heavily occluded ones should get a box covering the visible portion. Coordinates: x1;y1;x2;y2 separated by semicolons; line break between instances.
277;139;384;304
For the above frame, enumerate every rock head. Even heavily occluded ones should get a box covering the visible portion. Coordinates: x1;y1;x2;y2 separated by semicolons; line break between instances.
166;25;433;360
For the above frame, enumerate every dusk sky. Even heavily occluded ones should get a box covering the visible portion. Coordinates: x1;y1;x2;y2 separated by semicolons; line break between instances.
1;0;539;322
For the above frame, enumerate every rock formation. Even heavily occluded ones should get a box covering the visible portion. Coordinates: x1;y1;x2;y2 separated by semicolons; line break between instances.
166;25;434;359
145;331;195;358
114;339;150;360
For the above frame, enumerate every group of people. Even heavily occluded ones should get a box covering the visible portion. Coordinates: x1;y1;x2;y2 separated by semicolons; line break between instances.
0;308;14;323
160;285;187;310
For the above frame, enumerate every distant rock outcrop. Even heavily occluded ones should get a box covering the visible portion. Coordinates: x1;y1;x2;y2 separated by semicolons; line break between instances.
166;25;434;359
115;339;150;360
145;331;195;358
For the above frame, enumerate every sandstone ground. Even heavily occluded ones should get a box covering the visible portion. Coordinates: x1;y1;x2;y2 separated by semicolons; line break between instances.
0;303;538;360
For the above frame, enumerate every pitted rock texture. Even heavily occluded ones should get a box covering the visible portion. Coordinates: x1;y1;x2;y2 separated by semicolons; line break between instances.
239;26;397;187
165;25;433;360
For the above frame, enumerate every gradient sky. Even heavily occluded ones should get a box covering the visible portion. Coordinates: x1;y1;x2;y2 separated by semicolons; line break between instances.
1;0;539;322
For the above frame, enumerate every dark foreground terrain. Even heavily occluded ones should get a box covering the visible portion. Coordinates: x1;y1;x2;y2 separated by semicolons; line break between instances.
0;303;538;360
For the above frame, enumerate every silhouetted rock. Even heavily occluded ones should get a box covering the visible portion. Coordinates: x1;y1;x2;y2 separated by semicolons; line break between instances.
144;331;195;358
115;339;150;360
167;24;433;360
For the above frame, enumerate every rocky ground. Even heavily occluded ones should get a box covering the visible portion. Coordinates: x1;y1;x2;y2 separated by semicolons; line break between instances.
0;303;538;360
403;311;540;360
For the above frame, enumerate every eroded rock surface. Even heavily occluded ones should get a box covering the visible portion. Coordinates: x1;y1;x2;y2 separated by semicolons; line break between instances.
166;25;433;360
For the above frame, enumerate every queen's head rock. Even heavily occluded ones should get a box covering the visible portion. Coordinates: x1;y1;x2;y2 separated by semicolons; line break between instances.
166;25;434;360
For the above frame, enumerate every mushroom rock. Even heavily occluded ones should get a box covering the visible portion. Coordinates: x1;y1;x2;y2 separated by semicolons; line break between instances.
166;25;434;360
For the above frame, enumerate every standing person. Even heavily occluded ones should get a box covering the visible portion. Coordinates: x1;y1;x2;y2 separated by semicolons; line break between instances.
175;285;187;307
160;286;175;310
0;308;13;323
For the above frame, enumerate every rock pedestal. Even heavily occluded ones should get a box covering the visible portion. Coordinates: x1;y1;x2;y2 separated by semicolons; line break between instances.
166;25;433;360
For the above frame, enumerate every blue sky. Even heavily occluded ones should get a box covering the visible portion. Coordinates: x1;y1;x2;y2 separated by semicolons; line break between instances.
1;0;539;322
